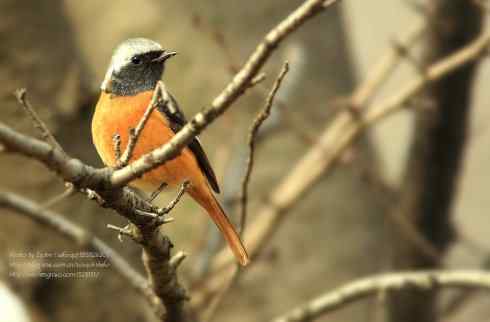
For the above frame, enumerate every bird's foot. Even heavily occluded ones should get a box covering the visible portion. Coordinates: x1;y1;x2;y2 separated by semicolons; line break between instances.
147;182;168;203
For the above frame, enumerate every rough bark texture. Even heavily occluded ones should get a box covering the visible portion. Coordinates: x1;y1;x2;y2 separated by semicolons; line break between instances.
1;1;388;322
0;2;151;322
388;2;483;322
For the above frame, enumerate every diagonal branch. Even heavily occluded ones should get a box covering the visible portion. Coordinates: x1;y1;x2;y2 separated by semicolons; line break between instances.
118;81;168;168
0;1;340;320
0;191;158;306
109;0;340;187
194;23;490;306
14;88;66;155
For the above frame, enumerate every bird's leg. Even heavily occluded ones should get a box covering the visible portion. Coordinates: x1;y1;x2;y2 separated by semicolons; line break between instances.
148;182;168;203
154;181;190;216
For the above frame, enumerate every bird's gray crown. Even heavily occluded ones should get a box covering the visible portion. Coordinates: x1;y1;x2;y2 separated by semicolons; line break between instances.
101;38;169;96
109;38;163;73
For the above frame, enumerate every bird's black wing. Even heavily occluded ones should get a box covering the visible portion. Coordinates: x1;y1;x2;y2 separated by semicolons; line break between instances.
157;92;220;193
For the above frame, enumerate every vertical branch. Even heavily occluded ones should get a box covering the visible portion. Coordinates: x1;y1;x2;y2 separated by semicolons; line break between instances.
239;62;290;236
388;1;484;322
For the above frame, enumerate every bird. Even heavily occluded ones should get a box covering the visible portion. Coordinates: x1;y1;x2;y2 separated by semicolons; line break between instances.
91;38;249;266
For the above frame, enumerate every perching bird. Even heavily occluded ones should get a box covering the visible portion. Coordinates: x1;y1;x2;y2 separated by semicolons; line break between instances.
91;38;249;266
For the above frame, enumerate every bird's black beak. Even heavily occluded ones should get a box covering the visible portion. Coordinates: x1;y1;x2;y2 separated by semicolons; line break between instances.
152;50;177;63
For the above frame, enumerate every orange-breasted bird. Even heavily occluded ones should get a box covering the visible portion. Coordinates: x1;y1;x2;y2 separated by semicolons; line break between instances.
91;38;249;266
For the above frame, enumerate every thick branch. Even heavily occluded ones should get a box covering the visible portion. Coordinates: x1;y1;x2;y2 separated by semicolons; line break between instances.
109;0;340;187
0;192;156;304
0;2;341;321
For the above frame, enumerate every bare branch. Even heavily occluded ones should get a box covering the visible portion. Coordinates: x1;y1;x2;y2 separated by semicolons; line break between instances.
200;19;430;281
194;23;490;306
157;181;190;216
197;62;292;316
271;270;490;322
0;192;159;307
350;20;426;107
41;183;76;209
109;0;341;187
0;2;340;320
113;133;122;162
148;182;169;203
239;62;290;236
118;81;167;168
14;88;66;154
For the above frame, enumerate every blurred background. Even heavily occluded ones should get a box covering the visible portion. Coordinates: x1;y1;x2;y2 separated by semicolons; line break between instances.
0;1;489;322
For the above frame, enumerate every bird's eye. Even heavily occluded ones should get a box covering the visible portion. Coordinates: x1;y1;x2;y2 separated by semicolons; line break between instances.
131;56;142;65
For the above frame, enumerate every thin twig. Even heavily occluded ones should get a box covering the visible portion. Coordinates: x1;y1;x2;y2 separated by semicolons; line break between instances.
201;63;290;322
156;181;190;216
200;19;427;283
109;0;341;187
0;2;340;320
107;223;135;242
190;12;241;74
14;88;65;155
148;182;169;203
250;73;267;87
271;270;490;322
192;23;490;307
113;133;122;162
118;81;166;167
350;20;426;107
41;183;76;209
239;62;290;236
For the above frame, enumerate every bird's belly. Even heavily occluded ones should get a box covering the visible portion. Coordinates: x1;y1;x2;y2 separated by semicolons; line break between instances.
92;91;197;193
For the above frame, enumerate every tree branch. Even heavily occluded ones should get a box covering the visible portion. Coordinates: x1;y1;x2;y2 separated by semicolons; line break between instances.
0;191;159;308
14;88;66;155
199;63;290;322
118;81;167;168
194;22;490;306
239;62;290;236
109;0;340;188
271;270;490;322
0;2;341;321
388;2;484;321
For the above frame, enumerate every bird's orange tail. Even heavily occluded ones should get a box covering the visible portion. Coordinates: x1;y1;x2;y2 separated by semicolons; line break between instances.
188;184;250;266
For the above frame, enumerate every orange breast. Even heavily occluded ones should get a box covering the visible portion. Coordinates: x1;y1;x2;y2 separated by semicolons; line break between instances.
92;91;205;191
